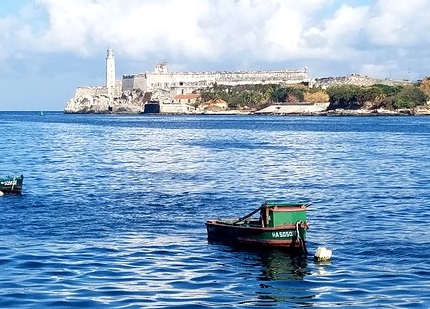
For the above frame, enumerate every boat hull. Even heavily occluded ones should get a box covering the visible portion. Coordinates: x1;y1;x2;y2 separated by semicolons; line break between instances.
0;175;24;194
205;219;307;250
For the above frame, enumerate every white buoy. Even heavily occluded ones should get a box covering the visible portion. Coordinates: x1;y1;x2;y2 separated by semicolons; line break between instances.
0;191;3;196
314;246;332;262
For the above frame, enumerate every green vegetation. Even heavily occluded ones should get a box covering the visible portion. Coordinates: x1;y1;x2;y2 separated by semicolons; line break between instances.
326;83;427;110
199;83;327;110
198;80;429;111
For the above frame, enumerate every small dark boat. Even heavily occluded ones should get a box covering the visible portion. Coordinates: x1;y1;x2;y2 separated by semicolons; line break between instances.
0;175;24;194
205;200;309;253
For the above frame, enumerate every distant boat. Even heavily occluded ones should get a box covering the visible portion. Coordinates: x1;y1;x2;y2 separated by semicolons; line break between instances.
205;200;310;253
0;175;24;194
40;111;44;116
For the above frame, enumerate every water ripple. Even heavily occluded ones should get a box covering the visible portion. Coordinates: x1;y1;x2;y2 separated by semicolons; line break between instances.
0;113;430;307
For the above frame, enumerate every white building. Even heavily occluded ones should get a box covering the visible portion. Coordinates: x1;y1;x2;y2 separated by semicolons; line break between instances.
122;62;310;99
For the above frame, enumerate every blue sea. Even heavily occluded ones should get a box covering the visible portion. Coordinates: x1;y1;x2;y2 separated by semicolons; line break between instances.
1;111;430;308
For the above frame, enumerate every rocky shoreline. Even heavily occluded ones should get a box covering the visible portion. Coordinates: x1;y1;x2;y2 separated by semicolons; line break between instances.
64;104;430;116
189;105;430;116
255;106;430;116
64;95;430;116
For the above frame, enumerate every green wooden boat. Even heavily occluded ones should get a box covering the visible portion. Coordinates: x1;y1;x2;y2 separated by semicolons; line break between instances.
205;200;309;252
0;175;24;194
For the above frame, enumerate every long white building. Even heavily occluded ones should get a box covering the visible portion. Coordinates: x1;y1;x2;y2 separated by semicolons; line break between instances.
122;62;310;96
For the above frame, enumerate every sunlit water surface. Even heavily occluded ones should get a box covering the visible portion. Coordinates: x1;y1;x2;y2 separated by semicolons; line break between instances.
0;112;429;308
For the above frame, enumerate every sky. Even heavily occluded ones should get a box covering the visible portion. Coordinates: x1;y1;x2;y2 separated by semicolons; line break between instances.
1;0;430;111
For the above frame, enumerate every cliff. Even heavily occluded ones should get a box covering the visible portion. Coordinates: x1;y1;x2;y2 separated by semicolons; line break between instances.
65;89;149;114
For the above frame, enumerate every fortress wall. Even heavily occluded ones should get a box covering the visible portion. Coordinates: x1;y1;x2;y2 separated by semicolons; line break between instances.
122;76;134;92
160;102;187;113
122;74;147;92
145;73;215;96
215;71;308;83
145;70;307;90
75;86;109;98
133;75;147;91
145;73;211;90
120;67;310;95
170;85;209;96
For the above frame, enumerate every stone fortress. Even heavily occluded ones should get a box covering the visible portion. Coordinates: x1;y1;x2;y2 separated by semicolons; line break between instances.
122;62;309;94
64;48;403;114
65;48;312;114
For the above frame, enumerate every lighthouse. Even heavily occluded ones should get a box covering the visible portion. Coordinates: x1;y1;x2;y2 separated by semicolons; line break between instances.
106;47;116;93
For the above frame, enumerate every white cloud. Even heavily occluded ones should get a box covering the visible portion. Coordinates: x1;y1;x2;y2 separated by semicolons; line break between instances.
322;5;369;48
0;0;361;63
1;0;430;110
366;0;430;47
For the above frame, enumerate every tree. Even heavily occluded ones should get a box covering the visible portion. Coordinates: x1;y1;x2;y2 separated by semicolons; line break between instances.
304;91;329;103
419;77;430;97
326;85;361;110
270;86;288;103
389;86;427;109
285;86;305;102
356;86;384;104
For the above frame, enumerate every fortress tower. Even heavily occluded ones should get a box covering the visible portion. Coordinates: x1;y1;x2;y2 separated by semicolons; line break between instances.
105;47;116;92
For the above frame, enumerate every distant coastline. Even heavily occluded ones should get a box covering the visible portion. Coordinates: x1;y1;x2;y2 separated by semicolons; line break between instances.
64;77;430;116
64;48;429;116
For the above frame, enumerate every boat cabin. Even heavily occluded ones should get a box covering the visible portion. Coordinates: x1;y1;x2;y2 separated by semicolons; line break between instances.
260;200;308;228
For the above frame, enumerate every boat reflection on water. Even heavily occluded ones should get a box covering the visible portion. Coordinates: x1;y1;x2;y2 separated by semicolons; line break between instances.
210;242;318;306
208;240;310;281
258;249;309;281
255;249;318;306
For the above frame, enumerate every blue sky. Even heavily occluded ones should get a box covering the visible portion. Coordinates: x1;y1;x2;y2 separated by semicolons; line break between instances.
0;0;429;111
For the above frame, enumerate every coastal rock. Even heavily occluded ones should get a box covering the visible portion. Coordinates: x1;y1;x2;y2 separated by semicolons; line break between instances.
255;103;330;115
65;89;147;114
414;106;430;115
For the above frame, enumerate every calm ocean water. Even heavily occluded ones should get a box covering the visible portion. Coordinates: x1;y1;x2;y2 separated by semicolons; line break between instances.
0;111;430;308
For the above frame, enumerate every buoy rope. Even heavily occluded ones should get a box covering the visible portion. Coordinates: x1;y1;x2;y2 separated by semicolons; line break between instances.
295;220;308;255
